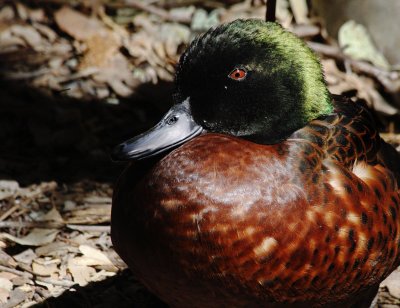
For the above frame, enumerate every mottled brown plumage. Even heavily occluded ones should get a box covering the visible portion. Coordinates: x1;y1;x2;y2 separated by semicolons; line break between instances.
112;96;400;307
111;20;400;307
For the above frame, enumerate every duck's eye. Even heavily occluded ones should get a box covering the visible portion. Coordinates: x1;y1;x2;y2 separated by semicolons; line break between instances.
166;115;179;125
228;68;247;81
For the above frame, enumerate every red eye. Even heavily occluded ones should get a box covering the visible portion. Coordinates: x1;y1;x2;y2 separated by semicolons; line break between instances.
228;68;247;81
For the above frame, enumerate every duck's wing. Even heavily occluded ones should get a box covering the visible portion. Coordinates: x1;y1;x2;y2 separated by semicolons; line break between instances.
377;139;400;186
294;95;399;179
329;95;400;186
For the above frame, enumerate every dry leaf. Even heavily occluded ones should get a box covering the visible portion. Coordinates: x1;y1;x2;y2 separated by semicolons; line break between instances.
0;250;17;268
68;264;95;286
35;242;76;257
37;207;63;222
65;204;111;224
191;9;220;32
16;3;45;22
381;269;400;298
79;33;120;69
0;6;14;22
84;196;111;204
35;280;65;297
1;228;59;246
13;249;37;265
0;180;19;192
338;20;390;70
90;269;116;282
33;23;57;42
54;6;106;41
79;245;113;265
0;287;10;304
16;2;29;20
68;233;95;246
0;278;12;291
0;180;19;200
0;273;17;281
323;59;398;116
32;260;58;277
4;288;28;307
289;0;308;24
69;245;114;268
0;280;12;304
10;25;43;48
220;1;265;23
63;200;76;211
11;276;31;287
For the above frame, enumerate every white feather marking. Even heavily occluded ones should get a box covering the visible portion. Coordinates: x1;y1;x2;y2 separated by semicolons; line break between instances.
253;237;278;258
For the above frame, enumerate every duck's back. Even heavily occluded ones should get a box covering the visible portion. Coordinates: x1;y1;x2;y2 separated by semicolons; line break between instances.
112;97;400;307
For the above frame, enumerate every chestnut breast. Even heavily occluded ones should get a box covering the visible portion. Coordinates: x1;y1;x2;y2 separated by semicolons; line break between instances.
112;133;400;307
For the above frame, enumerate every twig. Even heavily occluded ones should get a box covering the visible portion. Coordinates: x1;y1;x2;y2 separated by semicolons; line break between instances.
124;0;192;24
0;220;110;233
0;265;33;279
308;41;400;93
0;68;50;80
55;67;99;84
266;0;276;22
291;24;320;38
67;224;110;233
0;221;64;229
0;204;20;222
308;42;396;78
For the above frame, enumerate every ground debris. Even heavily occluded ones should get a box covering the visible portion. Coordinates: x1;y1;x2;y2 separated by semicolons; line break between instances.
0;0;269;102
0;180;128;306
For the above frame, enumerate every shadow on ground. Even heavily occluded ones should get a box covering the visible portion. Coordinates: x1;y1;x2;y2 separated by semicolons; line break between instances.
0;79;174;185
0;79;174;307
34;270;167;308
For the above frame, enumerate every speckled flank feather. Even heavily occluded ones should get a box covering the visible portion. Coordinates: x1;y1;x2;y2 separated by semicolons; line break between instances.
112;96;400;307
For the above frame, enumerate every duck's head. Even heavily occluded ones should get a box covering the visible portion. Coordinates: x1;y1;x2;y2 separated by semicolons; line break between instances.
112;19;332;161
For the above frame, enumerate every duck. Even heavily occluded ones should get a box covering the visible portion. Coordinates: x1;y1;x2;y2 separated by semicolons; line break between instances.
111;19;400;307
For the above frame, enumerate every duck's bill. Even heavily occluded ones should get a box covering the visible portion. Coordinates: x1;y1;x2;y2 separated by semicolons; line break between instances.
111;99;203;161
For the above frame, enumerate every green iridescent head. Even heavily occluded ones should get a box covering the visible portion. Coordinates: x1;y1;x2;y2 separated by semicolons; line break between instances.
175;19;332;143
112;19;333;161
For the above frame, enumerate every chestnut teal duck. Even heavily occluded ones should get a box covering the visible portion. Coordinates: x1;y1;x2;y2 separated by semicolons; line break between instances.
111;19;400;307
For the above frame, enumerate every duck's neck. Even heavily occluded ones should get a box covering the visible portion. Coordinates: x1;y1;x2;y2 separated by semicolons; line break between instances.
244;91;333;145
299;71;333;123
254;22;333;123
